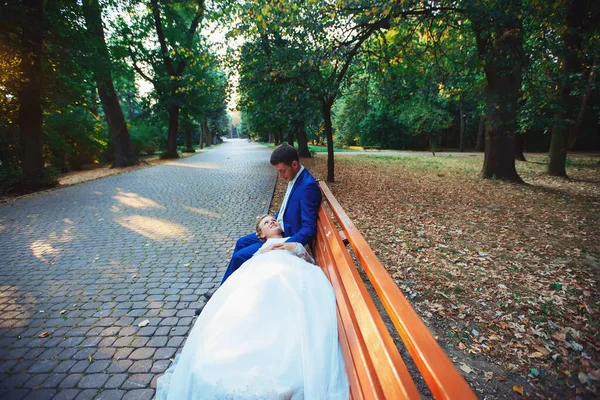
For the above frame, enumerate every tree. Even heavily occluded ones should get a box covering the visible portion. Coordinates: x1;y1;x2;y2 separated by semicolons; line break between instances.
123;0;206;158
548;0;590;176
236;34;317;155
468;0;524;182
82;0;137;167
18;0;45;190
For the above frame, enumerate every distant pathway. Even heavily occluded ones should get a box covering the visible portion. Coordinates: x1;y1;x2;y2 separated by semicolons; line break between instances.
0;139;275;400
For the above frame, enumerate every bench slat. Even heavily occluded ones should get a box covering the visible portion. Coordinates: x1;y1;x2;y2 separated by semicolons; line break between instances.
315;206;421;399
314;234;368;400
318;181;477;400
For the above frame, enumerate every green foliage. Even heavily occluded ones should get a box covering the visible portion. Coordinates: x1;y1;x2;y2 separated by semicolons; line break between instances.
399;99;453;142
358;108;403;149
128;118;164;156
44;107;107;171
0;166;22;194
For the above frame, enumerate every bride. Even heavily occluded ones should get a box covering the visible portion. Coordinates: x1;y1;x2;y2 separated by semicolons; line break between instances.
155;215;349;399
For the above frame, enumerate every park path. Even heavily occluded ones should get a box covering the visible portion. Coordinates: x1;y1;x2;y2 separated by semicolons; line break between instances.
0;139;275;400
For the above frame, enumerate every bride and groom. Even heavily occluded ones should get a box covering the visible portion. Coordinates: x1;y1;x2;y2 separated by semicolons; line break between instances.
155;144;349;399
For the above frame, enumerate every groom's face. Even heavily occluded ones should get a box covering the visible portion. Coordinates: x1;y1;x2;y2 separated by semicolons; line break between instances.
273;161;300;182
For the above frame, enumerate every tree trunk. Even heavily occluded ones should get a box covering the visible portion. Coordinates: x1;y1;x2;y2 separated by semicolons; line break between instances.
164;104;180;158
322;101;335;182
475;114;485;151
184;128;195;152
482;78;522;182
515;133;526;161
548;0;585;176
474;7;524;183
82;0;137;168
19;0;45;190
199;120;206;149
548;124;568;176
459;100;465;152
293;118;311;157
273;131;279;146
569;61;596;149
287;129;294;146
204;119;212;147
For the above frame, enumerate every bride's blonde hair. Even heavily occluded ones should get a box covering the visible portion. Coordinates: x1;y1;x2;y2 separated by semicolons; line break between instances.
255;214;271;241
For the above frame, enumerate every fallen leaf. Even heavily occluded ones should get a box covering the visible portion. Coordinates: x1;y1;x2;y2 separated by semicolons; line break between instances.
60;310;67;314
551;332;566;341
578;372;590;385
512;385;524;396
458;342;466;350
528;351;545;359
38;331;50;338
459;363;473;374
87;354;94;362
484;371;493;381
529;368;541;378
549;282;562;291
533;345;550;356
566;341;583;351
588;370;600;381
138;319;150;327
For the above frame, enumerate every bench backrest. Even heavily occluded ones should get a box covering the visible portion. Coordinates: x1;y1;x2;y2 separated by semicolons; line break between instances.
313;181;476;400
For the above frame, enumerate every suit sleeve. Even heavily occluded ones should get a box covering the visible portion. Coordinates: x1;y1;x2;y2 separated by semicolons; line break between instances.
285;181;322;245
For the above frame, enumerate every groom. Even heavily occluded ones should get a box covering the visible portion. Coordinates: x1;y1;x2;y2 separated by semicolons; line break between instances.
221;143;322;284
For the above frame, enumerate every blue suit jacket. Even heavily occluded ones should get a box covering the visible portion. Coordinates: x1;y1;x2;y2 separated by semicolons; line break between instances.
275;168;322;246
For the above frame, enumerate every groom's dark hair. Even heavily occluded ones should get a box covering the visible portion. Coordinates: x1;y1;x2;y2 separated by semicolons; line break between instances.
270;143;299;166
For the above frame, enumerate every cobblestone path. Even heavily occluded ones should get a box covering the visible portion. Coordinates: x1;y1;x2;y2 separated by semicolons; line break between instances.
0;139;276;400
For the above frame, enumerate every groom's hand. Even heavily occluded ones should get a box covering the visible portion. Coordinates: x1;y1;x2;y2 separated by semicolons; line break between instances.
271;243;297;252
262;243;295;253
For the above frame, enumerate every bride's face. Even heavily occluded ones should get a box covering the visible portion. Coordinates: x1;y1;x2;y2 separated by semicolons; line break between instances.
258;216;282;239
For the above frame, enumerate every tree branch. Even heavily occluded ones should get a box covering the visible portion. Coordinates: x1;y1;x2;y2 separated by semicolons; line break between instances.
128;46;161;94
150;0;175;76
331;18;390;97
176;1;205;76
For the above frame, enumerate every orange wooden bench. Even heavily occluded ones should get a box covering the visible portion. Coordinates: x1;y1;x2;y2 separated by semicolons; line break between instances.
313;181;477;400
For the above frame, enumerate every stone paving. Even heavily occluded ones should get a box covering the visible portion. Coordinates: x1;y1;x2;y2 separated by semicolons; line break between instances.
0;139;276;400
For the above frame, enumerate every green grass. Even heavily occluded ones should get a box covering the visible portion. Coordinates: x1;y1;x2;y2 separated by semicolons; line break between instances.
307;144;356;153
338;153;600;180
530;155;600;168
341;154;483;175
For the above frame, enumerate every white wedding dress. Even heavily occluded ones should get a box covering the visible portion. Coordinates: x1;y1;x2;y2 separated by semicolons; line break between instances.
155;238;349;400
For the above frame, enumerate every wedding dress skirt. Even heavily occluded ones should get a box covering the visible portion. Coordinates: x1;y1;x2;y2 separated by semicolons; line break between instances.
155;241;349;399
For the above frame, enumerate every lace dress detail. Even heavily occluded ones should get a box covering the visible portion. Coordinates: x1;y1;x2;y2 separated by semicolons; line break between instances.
254;238;314;264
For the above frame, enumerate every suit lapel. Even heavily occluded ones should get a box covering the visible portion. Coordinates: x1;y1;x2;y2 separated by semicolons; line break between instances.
283;168;306;218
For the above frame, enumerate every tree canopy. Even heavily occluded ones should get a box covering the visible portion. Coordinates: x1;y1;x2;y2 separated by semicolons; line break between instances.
1;0;598;191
